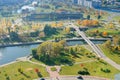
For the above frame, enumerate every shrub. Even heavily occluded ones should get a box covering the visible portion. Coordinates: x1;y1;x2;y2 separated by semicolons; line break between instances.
78;70;90;75
51;67;57;71
101;68;111;73
18;68;23;74
6;76;10;80
78;67;90;75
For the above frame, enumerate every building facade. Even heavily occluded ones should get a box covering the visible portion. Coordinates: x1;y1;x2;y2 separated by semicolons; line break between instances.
73;0;93;8
72;0;78;4
92;0;102;8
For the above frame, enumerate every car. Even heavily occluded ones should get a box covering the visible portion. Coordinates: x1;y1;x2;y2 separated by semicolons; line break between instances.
77;76;83;80
40;78;45;80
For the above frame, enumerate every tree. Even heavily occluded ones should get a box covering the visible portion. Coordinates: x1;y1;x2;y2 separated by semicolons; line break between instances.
87;15;90;20
58;40;67;47
98;15;101;20
69;48;75;55
108;22;115;29
43;25;57;36
91;20;99;27
18;68;23;74
81;20;89;26
9;31;20;42
113;35;119;46
104;39;111;49
37;41;64;59
77;20;81;25
32;48;38;59
102;31;108;37
65;27;70;34
30;30;39;37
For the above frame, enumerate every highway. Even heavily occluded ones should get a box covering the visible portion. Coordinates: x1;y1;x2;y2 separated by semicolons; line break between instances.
69;23;120;70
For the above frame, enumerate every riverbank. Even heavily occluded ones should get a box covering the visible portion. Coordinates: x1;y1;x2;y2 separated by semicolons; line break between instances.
0;56;32;67
0;41;43;48
0;38;110;48
0;60;19;68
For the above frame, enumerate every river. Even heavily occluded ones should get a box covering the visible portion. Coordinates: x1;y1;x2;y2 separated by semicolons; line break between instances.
0;40;105;65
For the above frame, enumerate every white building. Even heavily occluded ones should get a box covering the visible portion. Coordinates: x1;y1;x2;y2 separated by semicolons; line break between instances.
78;0;92;8
32;1;38;6
92;0;102;8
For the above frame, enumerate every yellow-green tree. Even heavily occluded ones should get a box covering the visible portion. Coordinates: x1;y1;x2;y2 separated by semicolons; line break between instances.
65;27;70;34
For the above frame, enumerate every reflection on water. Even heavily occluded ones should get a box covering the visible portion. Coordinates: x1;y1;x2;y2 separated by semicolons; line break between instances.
0;52;2;59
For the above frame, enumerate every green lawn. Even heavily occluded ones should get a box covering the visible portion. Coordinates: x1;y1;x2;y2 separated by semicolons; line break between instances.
99;44;120;64
113;16;120;21
0;61;48;80
31;45;96;64
31;58;45;65
72;46;96;62
60;61;120;79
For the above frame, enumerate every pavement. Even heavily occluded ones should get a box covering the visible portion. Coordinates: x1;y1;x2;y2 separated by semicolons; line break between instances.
39;76;109;80
46;66;61;79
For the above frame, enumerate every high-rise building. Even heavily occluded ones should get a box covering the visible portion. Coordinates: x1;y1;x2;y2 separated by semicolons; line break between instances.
72;0;103;8
92;0;102;8
78;0;93;8
72;0;78;4
78;0;84;6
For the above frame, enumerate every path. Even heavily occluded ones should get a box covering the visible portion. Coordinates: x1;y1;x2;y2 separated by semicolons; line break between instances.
41;75;109;80
17;56;61;80
46;66;61;80
69;23;120;70
75;59;97;65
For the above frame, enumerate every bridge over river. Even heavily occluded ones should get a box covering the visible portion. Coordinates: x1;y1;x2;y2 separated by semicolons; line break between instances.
69;23;120;70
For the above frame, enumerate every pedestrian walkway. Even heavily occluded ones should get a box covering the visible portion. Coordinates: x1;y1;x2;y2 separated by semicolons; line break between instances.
70;23;120;70
46;66;61;80
40;75;109;80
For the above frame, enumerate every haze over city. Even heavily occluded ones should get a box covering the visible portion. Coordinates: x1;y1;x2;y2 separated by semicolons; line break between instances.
0;0;120;80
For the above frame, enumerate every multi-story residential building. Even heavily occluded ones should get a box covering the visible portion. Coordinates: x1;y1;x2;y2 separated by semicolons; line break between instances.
92;0;102;8
73;0;93;8
72;0;78;4
72;0;119;9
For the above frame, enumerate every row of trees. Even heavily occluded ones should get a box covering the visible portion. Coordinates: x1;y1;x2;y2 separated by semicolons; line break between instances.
87;30;108;37
43;25;58;36
77;20;99;27
0;24;59;43
104;35;120;53
50;22;63;28
0;19;12;35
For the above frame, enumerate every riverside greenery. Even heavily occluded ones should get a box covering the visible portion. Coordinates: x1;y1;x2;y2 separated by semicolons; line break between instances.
32;40;92;65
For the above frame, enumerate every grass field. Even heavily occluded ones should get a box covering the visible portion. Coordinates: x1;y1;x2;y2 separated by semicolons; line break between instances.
60;61;120;79
0;61;48;80
113;16;120;21
99;44;120;64
86;27;120;35
31;45;96;64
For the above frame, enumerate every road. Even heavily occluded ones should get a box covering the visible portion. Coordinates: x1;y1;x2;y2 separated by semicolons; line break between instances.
69;23;120;70
39;75;108;80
